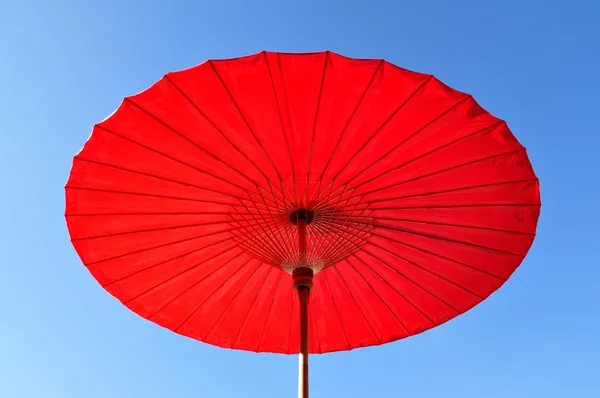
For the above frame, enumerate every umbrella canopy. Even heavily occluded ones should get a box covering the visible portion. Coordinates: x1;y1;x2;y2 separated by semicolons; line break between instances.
65;51;540;395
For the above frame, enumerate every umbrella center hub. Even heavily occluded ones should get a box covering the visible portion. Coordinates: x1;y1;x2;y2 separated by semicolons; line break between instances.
289;209;315;225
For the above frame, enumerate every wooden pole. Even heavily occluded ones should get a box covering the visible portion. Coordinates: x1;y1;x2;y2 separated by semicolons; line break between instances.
297;285;309;398
294;215;311;398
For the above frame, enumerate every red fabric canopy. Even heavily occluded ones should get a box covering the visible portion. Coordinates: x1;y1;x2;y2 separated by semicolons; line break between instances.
65;51;540;354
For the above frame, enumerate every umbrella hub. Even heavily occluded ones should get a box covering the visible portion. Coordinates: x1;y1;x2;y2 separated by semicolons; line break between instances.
289;209;315;225
292;267;314;289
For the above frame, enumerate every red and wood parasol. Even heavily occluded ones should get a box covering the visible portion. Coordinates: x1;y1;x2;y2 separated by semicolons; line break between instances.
65;51;540;397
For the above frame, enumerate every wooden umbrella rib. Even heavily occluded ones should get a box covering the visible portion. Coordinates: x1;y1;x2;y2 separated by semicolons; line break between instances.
344;257;411;335
367;228;506;280
174;257;257;333
314;130;523;212
72;155;255;205
255;271;286;352
263;51;298;200
102;238;239;288
364;178;539;206
125;97;284;201
361;246;461;314
352;148;529;201
321;271;352;350
203;262;270;341
230;266;277;349
85;228;234;267
276;52;302;205
346;121;504;194
308;60;384;204
207;61;294;204
334;94;472;195
370;218;528;256
286;289;298;354
350;253;436;326
330;265;382;344
145;252;249;320
71;221;233;241
125;246;245;306
312;75;434;206
366;239;485;300
164;73;296;205
304;51;329;207
65;185;237;207
232;199;292;264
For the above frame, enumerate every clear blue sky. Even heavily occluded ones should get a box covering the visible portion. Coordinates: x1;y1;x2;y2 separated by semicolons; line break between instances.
1;1;598;397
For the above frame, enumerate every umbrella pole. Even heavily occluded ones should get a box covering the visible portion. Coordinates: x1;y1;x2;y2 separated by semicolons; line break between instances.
293;212;313;398
297;284;310;398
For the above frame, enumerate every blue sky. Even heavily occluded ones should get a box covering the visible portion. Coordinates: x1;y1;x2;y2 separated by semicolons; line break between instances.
1;0;599;397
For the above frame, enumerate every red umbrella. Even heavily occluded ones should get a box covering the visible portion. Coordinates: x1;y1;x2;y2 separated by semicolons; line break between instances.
65;51;540;397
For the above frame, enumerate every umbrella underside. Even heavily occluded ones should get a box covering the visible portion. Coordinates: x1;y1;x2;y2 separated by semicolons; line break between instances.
66;51;540;354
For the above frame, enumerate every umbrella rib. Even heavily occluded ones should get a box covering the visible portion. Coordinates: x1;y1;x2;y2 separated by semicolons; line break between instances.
203;262;269;340
313;75;434;204
286;289;297;354
85;229;233;267
65;186;237;207
313;94;472;208
125;97;284;199
345;257;410;335
366;240;485;300
234;194;292;260
230;232;284;267
124;247;246;307
228;216;287;266
332;95;472;191
174;258;256;333
372;217;537;236
345;120;503;194
330;264;382;344
264;52;298;205
67;211;230;217
357;145;525;202
207;61;294;204
319;148;529;210
276;53;302;204
310;292;323;354
102;239;239;288
93;124;269;201
323;212;536;237
373;203;540;210
371;219;526;257
304;51;329;207
312;121;502;211
365;178;538;206
308;60;384;204
232;198;291;264
255;271;286;351
362;246;461;314
231;265;277;348
233;230;287;267
315;188;365;261
243;185;297;263
368;227;506;280
147;257;252;322
310;209;372;267
71;220;233;241
351;253;436;326
321;271;352;350
164;73;296;207
72;155;258;205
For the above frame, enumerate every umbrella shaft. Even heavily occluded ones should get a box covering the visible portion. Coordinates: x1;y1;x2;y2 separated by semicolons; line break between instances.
298;285;310;398
298;218;307;260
